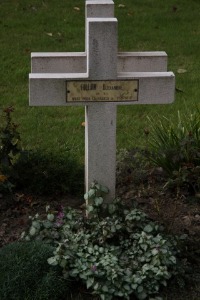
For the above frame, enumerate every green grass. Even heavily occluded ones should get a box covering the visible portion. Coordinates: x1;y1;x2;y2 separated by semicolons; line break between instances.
0;0;200;162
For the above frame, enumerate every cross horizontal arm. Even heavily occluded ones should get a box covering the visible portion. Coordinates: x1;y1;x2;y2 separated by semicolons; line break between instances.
118;71;175;104
31;52;86;73
118;52;167;72
29;73;88;106
31;51;168;73
29;71;175;106
29;73;88;79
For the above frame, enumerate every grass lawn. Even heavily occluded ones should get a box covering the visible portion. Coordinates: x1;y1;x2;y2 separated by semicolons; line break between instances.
0;1;200;299
0;0;199;162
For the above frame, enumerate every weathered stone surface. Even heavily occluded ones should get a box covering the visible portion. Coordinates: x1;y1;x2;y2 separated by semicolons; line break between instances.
118;51;168;72
86;0;114;18
29;72;175;106
31;51;167;74
31;52;86;73
85;104;116;200
87;18;118;79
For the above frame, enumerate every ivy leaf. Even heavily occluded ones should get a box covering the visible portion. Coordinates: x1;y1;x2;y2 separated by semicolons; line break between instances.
124;284;131;291
88;247;93;254
100;185;109;194
43;220;53;229
116;291;123;297
47;257;58;266
32;221;41;230
47;213;54;221
140;243;148;251
94;197;103;206
87;205;94;213
131;283;138;290
93;282;99;290
84;192;89;200
95;183;101;190
88;189;96;198
170;256;176;264
152;248;159;256
108;204;116;214
137;291;147;300
29;226;36;236
60;259;67;268
102;285;109;292
137;286;143;293
86;277;94;289
111;225;116;232
144;224;153;233
70;269;79;277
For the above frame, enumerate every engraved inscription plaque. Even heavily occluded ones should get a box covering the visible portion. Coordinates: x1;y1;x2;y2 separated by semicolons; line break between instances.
66;80;138;102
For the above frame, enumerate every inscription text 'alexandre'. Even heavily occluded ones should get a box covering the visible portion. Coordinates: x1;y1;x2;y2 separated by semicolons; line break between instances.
66;80;139;102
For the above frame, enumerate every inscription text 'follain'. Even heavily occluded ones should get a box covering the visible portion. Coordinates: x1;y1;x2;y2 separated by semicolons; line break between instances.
66;80;138;102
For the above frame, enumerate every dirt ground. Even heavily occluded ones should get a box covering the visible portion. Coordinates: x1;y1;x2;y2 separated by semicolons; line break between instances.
0;192;84;247
0;167;200;299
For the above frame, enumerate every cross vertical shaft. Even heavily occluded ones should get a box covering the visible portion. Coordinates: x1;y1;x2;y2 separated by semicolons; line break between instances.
85;2;118;200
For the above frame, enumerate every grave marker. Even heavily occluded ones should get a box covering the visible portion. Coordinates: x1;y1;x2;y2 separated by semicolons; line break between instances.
29;0;175;202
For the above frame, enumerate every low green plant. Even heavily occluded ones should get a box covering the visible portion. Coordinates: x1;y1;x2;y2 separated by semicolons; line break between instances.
0;241;68;300
0;106;21;194
147;110;200;195
22;183;180;300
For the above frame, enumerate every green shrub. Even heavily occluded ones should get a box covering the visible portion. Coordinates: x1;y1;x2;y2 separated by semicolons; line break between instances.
22;183;180;300
0;106;21;195
0;241;69;300
147;110;200;195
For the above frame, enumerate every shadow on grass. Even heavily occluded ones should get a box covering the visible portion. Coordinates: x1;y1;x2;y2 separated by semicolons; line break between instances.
14;150;84;196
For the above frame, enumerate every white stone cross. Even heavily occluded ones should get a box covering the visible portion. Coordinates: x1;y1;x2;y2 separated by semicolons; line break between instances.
29;0;175;202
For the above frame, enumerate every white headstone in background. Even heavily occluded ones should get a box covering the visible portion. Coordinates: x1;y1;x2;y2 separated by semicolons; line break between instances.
29;0;175;202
